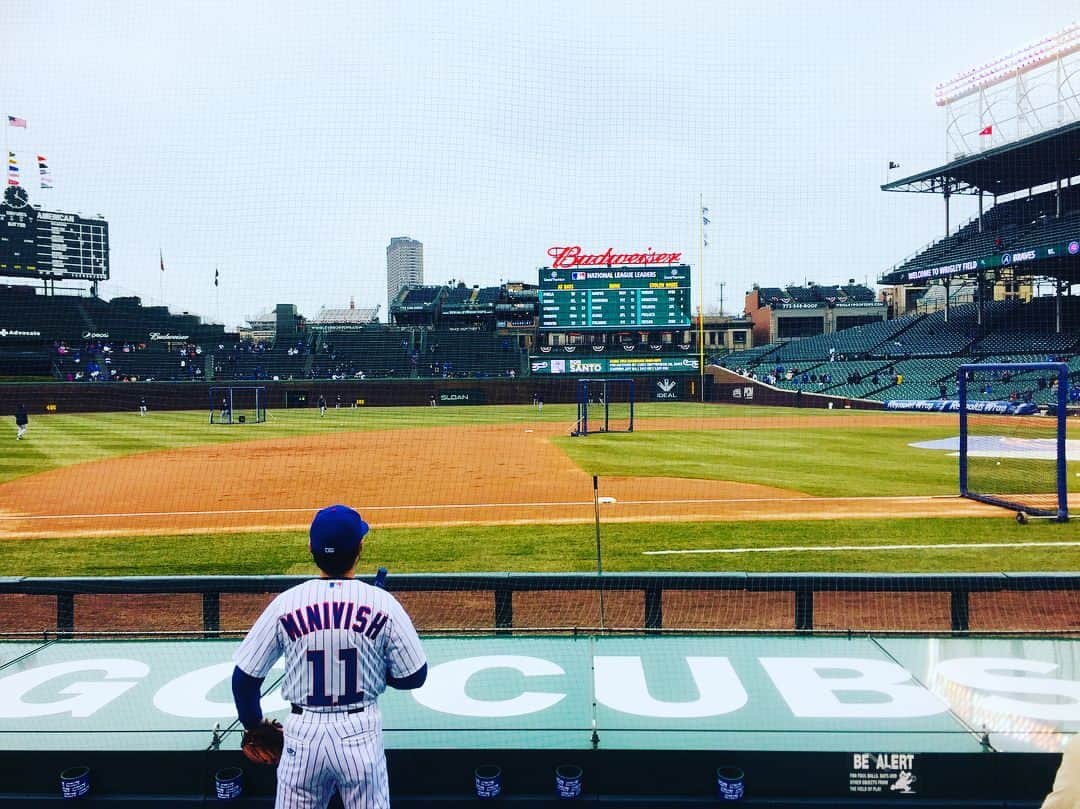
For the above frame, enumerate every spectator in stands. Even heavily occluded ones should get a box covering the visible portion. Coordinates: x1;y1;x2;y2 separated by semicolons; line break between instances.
939;384;947;399
14;404;28;440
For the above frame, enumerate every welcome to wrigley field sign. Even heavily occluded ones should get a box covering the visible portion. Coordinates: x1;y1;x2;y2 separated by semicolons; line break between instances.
0;635;1076;761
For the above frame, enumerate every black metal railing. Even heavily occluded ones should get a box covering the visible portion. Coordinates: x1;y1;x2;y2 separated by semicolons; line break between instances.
2;572;1078;638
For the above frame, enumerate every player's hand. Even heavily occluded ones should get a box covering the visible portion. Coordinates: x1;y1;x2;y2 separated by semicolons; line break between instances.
241;718;284;766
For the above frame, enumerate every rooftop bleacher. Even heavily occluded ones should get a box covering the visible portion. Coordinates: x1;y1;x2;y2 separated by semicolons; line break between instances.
754;283;878;308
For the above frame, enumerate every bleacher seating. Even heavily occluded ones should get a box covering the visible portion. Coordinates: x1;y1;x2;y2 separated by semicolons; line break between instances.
888;186;1080;279
726;294;1080;404
423;330;521;377
312;327;415;378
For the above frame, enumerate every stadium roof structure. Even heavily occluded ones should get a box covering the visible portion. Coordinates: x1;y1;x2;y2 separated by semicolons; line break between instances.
882;120;1080;196
310;306;380;325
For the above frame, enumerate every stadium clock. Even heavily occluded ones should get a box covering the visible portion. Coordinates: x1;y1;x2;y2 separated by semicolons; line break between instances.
3;185;30;209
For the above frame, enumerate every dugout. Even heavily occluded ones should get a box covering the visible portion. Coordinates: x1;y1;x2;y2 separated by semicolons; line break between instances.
0;747;1060;806
2;573;1078;806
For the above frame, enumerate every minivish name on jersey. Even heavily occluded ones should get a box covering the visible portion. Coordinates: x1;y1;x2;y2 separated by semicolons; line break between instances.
279;602;388;641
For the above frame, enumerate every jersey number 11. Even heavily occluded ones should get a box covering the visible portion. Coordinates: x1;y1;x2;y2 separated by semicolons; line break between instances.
306;648;365;707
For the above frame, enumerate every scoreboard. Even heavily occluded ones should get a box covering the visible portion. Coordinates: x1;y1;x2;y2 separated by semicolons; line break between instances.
539;265;692;330
0;192;109;281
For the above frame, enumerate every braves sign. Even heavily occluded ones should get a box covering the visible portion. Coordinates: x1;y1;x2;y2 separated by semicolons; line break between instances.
547;245;683;268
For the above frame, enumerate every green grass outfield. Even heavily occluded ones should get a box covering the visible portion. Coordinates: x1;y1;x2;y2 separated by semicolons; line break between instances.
1;402;1079;575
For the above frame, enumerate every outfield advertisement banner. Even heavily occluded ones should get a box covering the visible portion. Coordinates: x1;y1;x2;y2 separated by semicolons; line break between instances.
530;356;699;374
891;238;1080;284
438;389;486;405
885;399;1039;415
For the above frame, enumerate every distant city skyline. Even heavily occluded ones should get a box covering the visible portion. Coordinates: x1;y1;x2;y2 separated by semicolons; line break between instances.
3;1;1074;329
386;236;424;317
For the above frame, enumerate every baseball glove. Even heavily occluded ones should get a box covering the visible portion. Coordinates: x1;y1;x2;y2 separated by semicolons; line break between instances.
241;719;284;766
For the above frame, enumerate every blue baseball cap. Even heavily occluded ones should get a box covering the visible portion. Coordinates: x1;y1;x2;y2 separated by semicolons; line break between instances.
309;505;369;558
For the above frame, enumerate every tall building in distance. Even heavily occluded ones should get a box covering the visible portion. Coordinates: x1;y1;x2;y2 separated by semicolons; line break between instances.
386;236;424;314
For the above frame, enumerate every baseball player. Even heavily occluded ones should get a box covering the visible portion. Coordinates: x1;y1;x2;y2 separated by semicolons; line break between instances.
318;394;327;417
232;505;427;809
14;404;27;440
138;396;148;417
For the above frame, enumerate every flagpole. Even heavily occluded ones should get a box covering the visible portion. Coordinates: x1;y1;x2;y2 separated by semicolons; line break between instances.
698;194;705;403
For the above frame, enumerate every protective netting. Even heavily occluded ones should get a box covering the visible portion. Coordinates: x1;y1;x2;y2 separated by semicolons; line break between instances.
4;2;1080;778
959;363;1070;520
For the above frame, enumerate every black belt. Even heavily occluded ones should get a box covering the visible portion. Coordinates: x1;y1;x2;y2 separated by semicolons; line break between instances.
291;703;365;715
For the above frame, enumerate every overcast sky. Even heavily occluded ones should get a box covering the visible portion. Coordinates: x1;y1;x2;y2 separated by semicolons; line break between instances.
3;1;1074;329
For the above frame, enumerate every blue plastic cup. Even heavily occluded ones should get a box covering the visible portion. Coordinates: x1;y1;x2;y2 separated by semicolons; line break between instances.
59;766;90;800
474;765;501;799
214;766;244;801
716;766;745;801
555;764;583;799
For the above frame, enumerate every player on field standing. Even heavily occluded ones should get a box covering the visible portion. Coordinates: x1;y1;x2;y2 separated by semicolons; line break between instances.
318;394;327;417
14;404;28;440
232;505;427;809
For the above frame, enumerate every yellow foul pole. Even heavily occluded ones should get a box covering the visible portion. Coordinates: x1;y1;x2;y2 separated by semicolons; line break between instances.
698;194;705;402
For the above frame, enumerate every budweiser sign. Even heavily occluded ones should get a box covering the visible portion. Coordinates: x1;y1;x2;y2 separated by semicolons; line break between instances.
547;245;682;268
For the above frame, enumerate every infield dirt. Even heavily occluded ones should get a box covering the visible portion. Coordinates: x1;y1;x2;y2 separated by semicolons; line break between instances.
0;414;1000;540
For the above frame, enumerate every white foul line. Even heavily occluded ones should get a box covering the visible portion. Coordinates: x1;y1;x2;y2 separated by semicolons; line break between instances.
0;494;967;523
644;541;1080;556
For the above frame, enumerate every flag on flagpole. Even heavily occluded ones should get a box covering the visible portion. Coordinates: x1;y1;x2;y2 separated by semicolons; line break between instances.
36;154;52;188
160;250;165;273
7;178;18;186
7;115;26;128
978;125;993;136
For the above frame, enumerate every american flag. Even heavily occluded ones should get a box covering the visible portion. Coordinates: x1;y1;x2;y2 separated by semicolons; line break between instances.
7;115;26;128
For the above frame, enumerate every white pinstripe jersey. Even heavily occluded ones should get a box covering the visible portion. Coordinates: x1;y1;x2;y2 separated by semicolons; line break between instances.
234;578;426;706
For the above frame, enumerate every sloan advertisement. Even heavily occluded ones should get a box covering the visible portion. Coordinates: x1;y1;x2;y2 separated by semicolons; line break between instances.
438;389;486;405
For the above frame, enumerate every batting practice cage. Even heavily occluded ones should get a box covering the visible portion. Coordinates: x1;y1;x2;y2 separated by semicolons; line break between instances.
958;363;1069;521
572;378;634;435
208;386;267;425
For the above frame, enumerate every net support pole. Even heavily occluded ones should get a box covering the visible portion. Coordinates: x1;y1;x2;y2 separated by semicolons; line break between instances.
958;368;969;497
1057;363;1069;521
593;475;605;630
